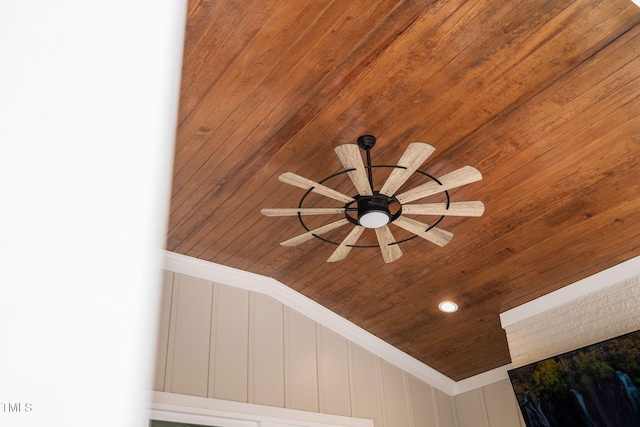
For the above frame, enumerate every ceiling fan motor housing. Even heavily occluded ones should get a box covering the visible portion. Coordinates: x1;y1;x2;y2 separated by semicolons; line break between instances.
356;193;396;228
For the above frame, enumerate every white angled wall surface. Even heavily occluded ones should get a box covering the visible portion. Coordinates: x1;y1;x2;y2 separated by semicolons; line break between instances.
504;273;640;368
154;271;460;427
453;380;524;427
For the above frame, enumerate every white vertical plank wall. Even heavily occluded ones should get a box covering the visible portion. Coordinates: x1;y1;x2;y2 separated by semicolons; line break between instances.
285;307;320;411
250;293;285;407
317;325;352;416
165;274;213;397
454;388;490;427
408;374;439;427
211;283;250;401
435;390;457;427
379;361;413;427
453;379;527;427
482;380;524;427
155;271;523;427
348;343;385;427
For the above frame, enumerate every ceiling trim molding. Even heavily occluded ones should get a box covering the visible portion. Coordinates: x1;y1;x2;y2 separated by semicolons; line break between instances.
500;255;640;328
163;250;461;394
453;364;513;395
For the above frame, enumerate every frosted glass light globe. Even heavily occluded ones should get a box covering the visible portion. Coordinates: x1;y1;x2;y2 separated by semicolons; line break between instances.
359;210;390;228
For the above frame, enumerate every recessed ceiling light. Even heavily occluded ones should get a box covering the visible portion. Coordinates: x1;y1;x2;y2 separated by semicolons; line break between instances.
438;301;458;313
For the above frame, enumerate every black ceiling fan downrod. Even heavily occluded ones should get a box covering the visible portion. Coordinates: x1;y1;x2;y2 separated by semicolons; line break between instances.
357;134;376;191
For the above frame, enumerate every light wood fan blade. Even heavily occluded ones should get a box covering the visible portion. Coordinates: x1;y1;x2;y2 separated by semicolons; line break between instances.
281;218;350;246
393;216;453;247
334;144;373;196
379;142;435;196
327;225;365;262
402;201;485;217
261;207;345;217
375;225;402;263
395;166;482;204
279;172;354;203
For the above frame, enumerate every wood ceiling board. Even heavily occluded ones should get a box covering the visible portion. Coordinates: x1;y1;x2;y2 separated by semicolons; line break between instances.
367;200;640;377
365;164;640;322
299;92;640;317
168;0;640;381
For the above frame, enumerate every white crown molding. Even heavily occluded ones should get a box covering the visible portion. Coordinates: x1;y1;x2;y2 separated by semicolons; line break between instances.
453;364;513;395
163;250;460;394
162;251;640;395
162;251;519;394
500;255;640;328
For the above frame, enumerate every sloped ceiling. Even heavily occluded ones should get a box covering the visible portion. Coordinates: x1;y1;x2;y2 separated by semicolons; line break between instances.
166;0;640;380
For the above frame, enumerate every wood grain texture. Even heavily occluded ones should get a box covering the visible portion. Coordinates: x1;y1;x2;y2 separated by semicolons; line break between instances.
375;225;403;263
402;201;485;216
379;142;435;196
328;226;366;262
335;144;374;196
168;0;640;380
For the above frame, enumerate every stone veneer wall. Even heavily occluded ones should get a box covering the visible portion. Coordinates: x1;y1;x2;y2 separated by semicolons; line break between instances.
503;273;640;368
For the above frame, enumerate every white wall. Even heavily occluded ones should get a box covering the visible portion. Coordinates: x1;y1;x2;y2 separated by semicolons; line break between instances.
155;264;529;427
163;251;459;394
0;2;184;426
155;271;459;427
453;380;525;427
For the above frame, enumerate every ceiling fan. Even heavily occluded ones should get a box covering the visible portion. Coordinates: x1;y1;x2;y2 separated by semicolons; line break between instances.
261;135;484;263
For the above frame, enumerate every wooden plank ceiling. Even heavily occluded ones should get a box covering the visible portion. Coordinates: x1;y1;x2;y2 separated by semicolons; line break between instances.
167;0;640;381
